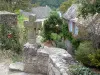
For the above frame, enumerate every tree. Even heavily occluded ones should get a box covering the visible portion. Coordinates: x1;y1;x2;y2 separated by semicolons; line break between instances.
31;0;66;8
59;0;76;13
0;0;31;12
78;0;100;18
43;11;62;41
78;0;100;49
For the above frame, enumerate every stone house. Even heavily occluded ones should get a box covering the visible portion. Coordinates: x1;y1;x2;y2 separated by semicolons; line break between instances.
63;4;79;36
63;4;100;37
63;4;100;53
21;6;52;27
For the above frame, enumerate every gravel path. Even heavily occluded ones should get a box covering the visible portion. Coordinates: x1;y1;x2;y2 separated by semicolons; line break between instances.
0;62;9;75
0;62;43;75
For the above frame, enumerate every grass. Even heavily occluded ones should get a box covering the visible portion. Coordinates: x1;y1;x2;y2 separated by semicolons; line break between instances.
0;50;22;63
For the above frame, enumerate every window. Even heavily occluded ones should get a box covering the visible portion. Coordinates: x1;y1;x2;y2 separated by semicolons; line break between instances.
69;21;73;32
75;25;78;35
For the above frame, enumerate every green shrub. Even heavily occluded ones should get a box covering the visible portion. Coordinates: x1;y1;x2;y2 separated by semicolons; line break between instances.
75;41;95;65
69;64;100;75
71;38;81;50
88;49;100;67
50;33;66;49
0;24;21;53
56;41;66;49
42;11;62;41
17;14;28;44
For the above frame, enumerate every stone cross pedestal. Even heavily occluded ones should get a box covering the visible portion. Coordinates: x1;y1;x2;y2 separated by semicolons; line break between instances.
24;14;37;44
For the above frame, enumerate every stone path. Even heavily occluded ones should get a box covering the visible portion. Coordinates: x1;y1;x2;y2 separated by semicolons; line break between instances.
0;62;43;75
0;62;9;75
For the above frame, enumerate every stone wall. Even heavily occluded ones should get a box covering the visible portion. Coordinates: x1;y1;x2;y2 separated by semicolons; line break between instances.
0;11;17;26
23;43;76;75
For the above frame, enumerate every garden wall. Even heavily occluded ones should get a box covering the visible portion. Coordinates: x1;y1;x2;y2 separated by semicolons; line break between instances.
0;11;17;26
23;43;76;75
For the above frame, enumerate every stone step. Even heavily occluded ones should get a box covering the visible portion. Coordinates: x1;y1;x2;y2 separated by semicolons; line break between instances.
9;62;44;75
9;62;24;72
8;72;43;75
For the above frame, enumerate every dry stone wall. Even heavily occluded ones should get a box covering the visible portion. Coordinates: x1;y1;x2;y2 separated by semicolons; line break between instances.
23;43;76;75
0;11;17;26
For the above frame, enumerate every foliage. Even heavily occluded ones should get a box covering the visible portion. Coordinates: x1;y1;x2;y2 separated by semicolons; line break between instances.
62;21;80;50
75;41;95;65
43;11;80;50
75;41;100;68
0;0;31;12
56;41;67;49
71;38;81;50
0;24;21;53
51;33;61;41
51;33;67;49
78;0;100;18
77;26;90;41
17;13;28;45
59;0;76;13
62;21;70;40
43;11;62;41
32;0;66;8
0;50;22;62
88;49;100;67
69;64;100;75
32;3;40;7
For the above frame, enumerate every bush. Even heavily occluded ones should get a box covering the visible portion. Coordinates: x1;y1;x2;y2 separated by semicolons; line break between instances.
88;49;100;67
17;14;28;44
56;41;66;49
71;38;81;50
42;11;62;41
0;24;21;53
69;64;100;75
75;41;95;65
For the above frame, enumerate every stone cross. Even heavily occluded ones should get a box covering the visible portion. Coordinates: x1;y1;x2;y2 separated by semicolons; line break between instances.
24;14;37;44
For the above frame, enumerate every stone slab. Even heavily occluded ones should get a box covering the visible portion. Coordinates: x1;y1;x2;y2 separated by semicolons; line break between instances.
9;62;24;72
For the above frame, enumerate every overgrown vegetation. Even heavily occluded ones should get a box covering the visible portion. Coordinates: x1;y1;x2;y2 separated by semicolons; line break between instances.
43;11;80;50
17;11;28;45
0;0;31;12
43;11;62;41
59;0;76;13
32;0;66;8
75;0;100;69
78;0;100;18
0;24;21;53
70;64;100;75
75;41;100;68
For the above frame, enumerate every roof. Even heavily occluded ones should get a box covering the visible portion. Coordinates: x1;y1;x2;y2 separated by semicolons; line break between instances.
0;11;16;15
31;6;51;19
20;6;52;19
63;4;100;35
63;4;78;20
